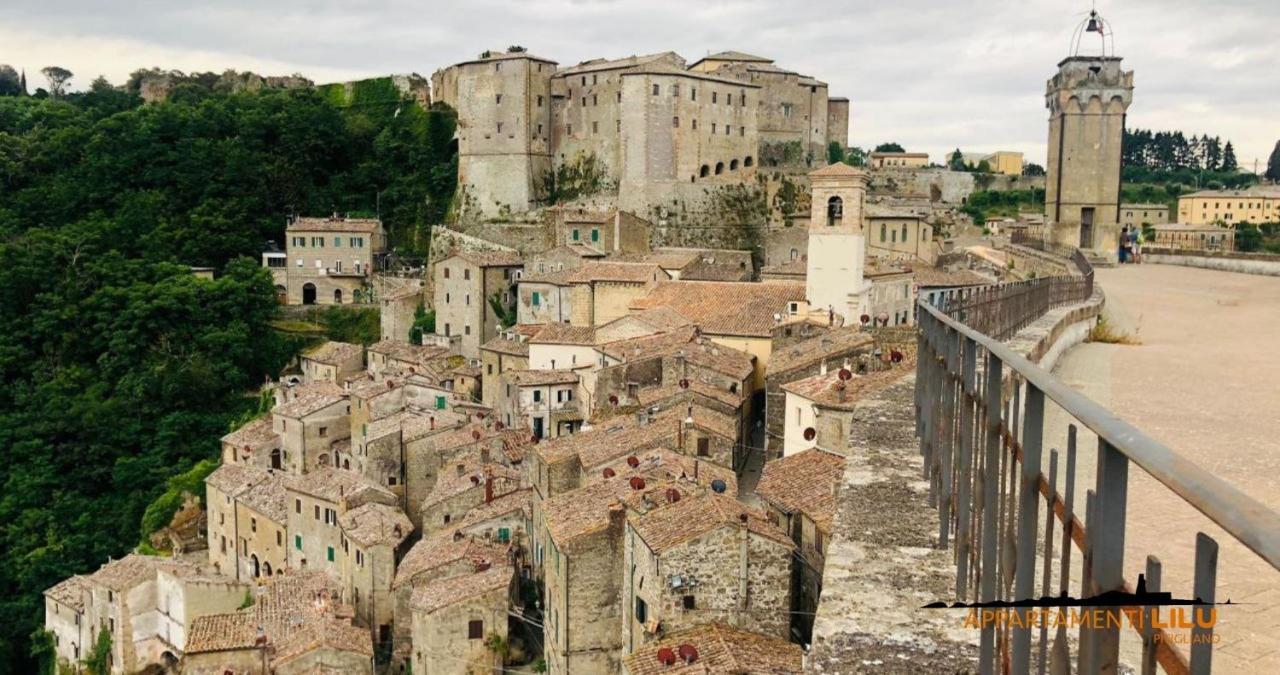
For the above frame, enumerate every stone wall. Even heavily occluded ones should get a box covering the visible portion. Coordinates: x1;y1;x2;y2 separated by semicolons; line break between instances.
1142;247;1280;277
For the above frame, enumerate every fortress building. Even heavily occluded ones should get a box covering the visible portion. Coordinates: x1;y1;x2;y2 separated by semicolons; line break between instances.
432;49;852;221
1044;10;1133;262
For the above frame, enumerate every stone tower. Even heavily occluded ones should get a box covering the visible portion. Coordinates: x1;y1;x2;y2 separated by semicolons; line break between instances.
805;163;870;325
433;50;557;219
1044;31;1133;261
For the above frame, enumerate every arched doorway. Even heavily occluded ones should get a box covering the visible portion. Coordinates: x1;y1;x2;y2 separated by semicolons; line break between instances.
714;162;724;175
302;283;317;305
263;561;273;577
250;554;260;578
730;159;739;170
333;288;343;304
699;165;710;178
270;448;282;470
275;285;287;303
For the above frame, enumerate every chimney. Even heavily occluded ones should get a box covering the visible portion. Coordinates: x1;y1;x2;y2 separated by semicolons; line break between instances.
607;501;627;531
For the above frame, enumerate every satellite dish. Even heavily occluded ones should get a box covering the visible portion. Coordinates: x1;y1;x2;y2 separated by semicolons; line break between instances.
837;368;853;381
803;427;817;441
859;314;871;325
679;378;690;389
710;479;727;494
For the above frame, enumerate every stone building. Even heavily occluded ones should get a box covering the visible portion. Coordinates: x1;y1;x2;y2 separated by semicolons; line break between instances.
781;361;911;458
380;282;427;344
420;456;524;537
432;50;557;219
1044;51;1133;261
219;416;279;468
866;204;936;265
754;448;845;642
763;327;874;459
621;492;793;654
433;250;524;359
205;464;289;581
480;326;542;407
182;571;373;675
1118;203;1169;228
44;554;246;674
278;216;387;305
409;563;514;675
284;468;399;577
864;262;916;328
300;340;364;385
497;368;582;439
621;622;804;674
271;381;350;473
827;97;850;150
337;502;413;645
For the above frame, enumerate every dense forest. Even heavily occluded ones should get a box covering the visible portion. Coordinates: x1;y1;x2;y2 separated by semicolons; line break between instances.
0;73;458;673
1121;127;1257;189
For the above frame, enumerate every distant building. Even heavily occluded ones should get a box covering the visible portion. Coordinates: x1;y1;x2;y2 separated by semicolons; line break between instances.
1149;223;1235;251
1119;203;1170;227
433;250;524;359
275;216;387;305
300;341;364;385
869;151;929;169
981;150;1024;176
1176;187;1280;225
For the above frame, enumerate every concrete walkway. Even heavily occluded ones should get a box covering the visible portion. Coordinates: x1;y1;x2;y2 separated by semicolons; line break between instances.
1048;263;1280;672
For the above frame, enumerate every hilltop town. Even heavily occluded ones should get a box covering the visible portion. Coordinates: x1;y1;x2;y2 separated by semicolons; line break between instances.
35;30;1280;675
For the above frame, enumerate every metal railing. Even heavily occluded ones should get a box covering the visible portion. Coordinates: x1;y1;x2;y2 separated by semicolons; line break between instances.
915;250;1280;674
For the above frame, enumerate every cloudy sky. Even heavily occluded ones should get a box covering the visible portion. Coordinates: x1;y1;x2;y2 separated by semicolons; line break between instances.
4;0;1276;168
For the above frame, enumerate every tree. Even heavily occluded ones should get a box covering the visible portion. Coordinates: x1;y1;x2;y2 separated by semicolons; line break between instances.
1267;141;1280;182
487;291;517;329
842;146;867;167
826;141;845;165
948;148;966;171
40;66;73;97
1023;162;1046;176
0;65;20;96
1236;223;1262;252
1222;141;1238;172
874;142;905;153
975;159;992;174
408;302;435;344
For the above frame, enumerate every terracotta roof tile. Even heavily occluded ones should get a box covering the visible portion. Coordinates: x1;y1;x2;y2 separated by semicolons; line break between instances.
628;492;793;554
781;357;914;411
502;369;580;386
566;261;664;284
338;502;413;548
272;382;347;419
221;417;278;450
424;458;523;508
302;341;363;366
284;467;395;504
409;564;512;614
755;448;845;533
238;470;289;523
528;323;597;345
769;326;874;375
622;622;804;675
585;448;736;495
287;216;382;233
394;532;509;589
367;340;450;365
44;575;90;611
630;281;806;337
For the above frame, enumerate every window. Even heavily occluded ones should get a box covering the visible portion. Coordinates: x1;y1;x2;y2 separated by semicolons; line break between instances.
464;325;471;336
464;268;471;280
277;531;283;546
617;91;622;103
711;123;716;134
635;597;648;624
333;237;342;247
673;116;679;128
533;390;542;403
692;119;698;130
880;223;887;242
567;124;572;135
593;74;598;85
591;229;600;242
468;620;484;639
319;426;328;437
295;535;302;550
532;291;541;306
488;364;493;375
444;268;450;279
683;595;696;610
740;126;745;137
697;437;710;457
498;527;511;543
327;546;335;562
436;395;447;410
712;92;718;104
581;96;586;106
495;94;502;104
496;122;503;133
691;87;697;101
314;505;321;520
572;228;580;241
536;95;543;107
295;498;301;513
593;94;598;106
652;84;659;96
782;103;793;117
592;121;599;134
250;517;257;532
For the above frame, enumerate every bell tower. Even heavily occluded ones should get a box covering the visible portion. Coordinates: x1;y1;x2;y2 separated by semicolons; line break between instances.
1044;8;1133;262
805;163;870;325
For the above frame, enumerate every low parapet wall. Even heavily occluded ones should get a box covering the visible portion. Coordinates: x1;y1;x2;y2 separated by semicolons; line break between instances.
1142;247;1280;277
806;290;1102;672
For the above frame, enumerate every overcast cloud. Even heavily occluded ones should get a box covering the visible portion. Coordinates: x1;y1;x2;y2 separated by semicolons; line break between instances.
4;0;1276;168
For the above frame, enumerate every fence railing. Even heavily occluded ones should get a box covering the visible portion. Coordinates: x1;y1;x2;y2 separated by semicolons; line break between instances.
915;248;1280;674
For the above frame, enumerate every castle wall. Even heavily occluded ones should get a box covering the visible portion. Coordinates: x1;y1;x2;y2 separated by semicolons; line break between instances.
827;98;850;150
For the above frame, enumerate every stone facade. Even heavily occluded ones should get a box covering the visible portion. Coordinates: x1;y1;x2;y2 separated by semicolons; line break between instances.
1044;55;1133;261
278;216;387;306
433;251;523;359
826;97;850;151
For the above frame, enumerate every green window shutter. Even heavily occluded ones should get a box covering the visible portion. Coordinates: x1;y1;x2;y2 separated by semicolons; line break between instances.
532;292;541;307
572;229;580;241
334;237;342;247
327;546;335;562
295;535;302;550
436;395;446;410
591;229;600;242
498;527;510;543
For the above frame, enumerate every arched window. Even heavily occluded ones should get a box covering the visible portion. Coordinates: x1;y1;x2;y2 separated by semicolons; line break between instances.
730;159;739;170
744;156;754;167
714;162;724;175
334;288;343;304
827;196;844;226
270;448;282;470
700;165;710;178
790;248;799;261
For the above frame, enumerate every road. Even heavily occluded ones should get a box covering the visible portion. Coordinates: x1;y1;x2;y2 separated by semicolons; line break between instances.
1045;263;1280;672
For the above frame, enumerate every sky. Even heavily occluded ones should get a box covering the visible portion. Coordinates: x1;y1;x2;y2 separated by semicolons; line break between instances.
4;0;1276;169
